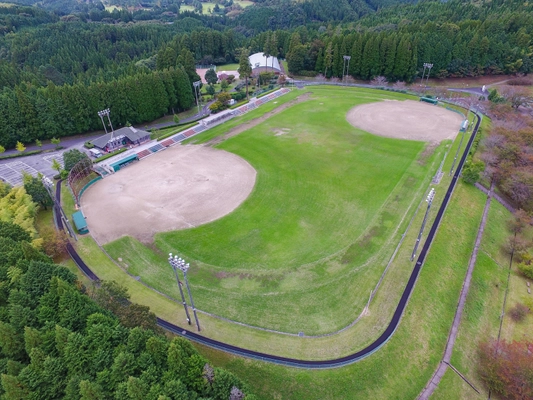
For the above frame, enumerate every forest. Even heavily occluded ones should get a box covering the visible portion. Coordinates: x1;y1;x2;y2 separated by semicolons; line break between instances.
0;0;532;148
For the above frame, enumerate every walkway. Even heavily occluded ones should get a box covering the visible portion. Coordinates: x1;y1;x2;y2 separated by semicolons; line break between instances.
418;182;494;399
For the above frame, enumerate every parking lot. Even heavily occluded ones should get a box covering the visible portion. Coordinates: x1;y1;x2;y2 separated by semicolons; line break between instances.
0;151;66;186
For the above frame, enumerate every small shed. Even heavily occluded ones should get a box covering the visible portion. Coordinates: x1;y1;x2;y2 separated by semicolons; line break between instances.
72;211;89;234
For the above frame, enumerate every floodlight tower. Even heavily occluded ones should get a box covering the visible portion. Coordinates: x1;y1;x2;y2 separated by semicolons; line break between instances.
97;108;114;137
193;81;202;115
97;109;108;134
411;188;436;261
169;254;201;331
424;63;433;87
168;253;192;326
342;55;351;84
420;63;428;86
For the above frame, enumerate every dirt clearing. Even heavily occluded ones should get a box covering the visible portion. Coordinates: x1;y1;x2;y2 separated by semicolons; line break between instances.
81;145;256;244
346;100;464;142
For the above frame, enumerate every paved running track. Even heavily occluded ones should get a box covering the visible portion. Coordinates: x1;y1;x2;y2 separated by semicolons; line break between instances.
56;107;481;369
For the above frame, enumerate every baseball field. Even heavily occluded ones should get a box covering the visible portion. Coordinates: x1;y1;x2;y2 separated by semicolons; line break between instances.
80;86;463;350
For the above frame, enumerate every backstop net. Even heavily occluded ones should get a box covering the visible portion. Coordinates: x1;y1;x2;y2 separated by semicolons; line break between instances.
67;157;99;206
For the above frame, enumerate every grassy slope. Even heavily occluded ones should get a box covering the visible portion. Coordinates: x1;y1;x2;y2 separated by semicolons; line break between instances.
196;183;487;400
432;200;510;399
105;87;435;335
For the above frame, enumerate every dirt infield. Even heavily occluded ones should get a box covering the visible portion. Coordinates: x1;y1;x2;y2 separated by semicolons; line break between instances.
81;145;256;244
346;100;464;142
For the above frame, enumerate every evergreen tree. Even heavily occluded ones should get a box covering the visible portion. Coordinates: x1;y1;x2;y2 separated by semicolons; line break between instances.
323;42;333;77
237;49;252;100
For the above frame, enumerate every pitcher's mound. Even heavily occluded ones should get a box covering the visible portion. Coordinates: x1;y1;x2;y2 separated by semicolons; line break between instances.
81;145;256;244
346;100;464;142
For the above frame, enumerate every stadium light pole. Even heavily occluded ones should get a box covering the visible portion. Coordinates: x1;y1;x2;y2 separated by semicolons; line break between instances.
97;109;109;135
168;253;192;326
193;80;202;115
343;55;351;85
172;255;201;331
420;64;428;86
411;188;435;261
425;63;433;87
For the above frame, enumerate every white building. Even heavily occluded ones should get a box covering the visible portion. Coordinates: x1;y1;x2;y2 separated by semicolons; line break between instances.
248;52;282;75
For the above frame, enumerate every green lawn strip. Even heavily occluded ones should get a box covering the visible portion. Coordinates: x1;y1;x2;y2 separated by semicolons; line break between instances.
193;184;487;399
35;208;53;232
217;63;240;71
183;89;304;145
444;201;511;396
60;183;77;220
431;367;478;400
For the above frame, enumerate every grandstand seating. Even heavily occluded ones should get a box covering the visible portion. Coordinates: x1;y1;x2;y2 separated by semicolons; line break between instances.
148;144;164;153
136;149;151;159
161;139;174;147
172;133;186;143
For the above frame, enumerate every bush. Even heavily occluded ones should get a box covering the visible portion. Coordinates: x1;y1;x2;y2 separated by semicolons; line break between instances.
461;159;485;184
508;303;529;322
231;91;246;101
84;141;94;149
518;263;533;280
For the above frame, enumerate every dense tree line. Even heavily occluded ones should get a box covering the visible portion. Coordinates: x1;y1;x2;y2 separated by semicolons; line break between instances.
0;67;193;148
0;195;256;398
0;1;533;147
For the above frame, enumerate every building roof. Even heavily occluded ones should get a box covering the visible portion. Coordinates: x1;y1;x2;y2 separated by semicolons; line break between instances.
249;52;281;72
72;211;88;232
91;126;150;149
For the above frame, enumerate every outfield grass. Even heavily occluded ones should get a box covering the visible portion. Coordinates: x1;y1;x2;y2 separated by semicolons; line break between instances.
194;183;488;399
104;86;454;337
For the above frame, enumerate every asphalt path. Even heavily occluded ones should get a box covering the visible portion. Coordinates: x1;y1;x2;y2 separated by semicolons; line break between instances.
54;104;482;368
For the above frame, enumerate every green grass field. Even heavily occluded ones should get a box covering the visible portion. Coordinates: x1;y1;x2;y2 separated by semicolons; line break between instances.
196;183;489;399
103;87;448;337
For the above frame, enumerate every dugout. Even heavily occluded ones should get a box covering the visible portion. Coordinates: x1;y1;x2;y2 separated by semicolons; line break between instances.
72;211;89;234
110;154;138;172
420;97;439;105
